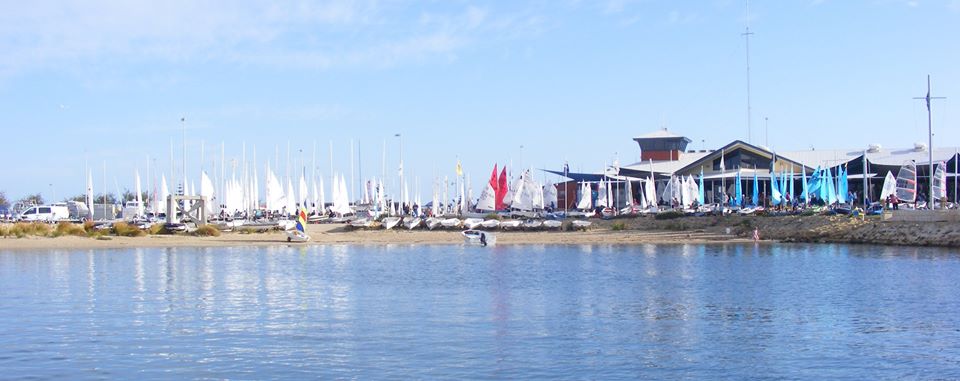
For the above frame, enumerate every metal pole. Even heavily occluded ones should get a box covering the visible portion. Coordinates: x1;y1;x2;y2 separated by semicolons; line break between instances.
742;0;754;144
862;150;868;208
914;75;946;209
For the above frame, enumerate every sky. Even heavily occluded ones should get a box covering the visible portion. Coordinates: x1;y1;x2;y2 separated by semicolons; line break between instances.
0;0;958;203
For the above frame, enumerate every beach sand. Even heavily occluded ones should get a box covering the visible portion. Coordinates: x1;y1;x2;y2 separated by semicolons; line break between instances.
2;214;958;250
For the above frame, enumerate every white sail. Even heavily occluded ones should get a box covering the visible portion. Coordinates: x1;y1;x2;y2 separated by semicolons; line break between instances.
596;179;608;208
285;177;296;215
543;182;558;209
135;170;144;217
879;171;897;202
477;182;496;211
933;161;947;201
576;182;592;210
459;179;467;215
200;171;215;212
687;175;699;207
624;179;634;207
660;176;673;204
895;161;917;203
298;173;309;209
159;175;170;215
319;176;326;214
645;176;657;208
265;165;284;212
86;170;94;219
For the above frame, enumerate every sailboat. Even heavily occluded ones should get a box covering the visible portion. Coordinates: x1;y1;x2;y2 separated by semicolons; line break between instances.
285;206;311;242
895;161;917;205
932;161;947;207
879;171;897;206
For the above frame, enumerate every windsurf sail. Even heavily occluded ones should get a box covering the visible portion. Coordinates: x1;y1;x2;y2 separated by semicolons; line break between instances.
895;161;917;203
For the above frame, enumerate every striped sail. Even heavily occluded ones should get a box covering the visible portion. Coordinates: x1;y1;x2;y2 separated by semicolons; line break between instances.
894;161;917;203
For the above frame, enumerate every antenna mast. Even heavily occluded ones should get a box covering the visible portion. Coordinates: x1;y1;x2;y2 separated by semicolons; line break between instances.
742;0;754;144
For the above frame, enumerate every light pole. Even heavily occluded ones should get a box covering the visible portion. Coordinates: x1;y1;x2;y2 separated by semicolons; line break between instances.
181;117;186;196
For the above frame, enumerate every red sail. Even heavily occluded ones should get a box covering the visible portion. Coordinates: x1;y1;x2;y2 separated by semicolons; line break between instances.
489;164;499;196
496;166;508;210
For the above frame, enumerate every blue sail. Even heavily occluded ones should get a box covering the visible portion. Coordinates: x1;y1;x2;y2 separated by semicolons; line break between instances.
770;162;782;206
780;171;789;204
800;167;808;201
788;168;795;204
826;168;838;204
734;169;742;207
752;171;759;207
819;168;829;202
836;166;846;204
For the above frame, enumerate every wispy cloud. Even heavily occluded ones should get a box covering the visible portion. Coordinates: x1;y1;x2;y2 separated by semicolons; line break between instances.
0;1;521;77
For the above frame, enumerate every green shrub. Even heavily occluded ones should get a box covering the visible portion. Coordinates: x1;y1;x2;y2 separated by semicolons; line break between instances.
484;213;502;221
611;221;626;231
193;224;221;237
112;222;145;237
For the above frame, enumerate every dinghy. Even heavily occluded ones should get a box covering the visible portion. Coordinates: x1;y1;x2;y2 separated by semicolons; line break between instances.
382;216;402;230
404;217;423;230
571;220;592;229
463;218;484;230
440;218;462;229
480;219;501;229
499;220;522;230
522;220;543;230
462;229;496;246
426;217;442;230
542;220;562;229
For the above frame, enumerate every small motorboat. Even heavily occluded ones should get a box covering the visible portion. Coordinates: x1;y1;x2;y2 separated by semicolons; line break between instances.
462;229;496;246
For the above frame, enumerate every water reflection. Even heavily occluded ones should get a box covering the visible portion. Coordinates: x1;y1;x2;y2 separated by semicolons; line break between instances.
0;244;958;380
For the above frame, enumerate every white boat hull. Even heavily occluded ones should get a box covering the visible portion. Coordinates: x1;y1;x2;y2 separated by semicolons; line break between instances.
462;230;496;246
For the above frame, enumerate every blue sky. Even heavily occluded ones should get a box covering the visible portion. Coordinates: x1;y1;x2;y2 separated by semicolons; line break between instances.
1;0;957;202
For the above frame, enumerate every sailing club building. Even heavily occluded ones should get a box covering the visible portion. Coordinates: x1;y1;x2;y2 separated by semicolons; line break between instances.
547;129;960;209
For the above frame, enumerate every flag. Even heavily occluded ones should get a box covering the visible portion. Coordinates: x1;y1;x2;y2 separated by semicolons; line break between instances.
456;159;463;176
926;89;931;111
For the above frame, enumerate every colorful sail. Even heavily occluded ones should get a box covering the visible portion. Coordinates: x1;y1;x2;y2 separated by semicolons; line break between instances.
752;171;759;207
496;166;508;210
933;161;947;201
296;205;307;233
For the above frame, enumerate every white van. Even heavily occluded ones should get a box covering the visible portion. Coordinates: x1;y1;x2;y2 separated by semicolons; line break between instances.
18;204;70;222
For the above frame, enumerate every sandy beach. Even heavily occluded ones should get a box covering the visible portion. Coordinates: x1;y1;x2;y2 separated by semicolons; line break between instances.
2;214;959;251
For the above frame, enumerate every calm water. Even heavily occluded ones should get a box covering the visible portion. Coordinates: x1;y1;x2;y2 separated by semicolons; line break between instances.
1;243;959;380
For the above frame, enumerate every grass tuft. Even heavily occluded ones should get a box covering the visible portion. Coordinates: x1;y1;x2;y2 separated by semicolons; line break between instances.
112;222;145;237
193;224;221;237
611;221;626;231
53;222;87;237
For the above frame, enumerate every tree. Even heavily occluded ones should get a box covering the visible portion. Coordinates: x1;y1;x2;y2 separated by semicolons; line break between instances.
68;194;86;203
94;193;117;205
17;193;44;206
0;191;9;210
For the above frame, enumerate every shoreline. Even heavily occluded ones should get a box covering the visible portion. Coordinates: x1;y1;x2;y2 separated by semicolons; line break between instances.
1;214;958;251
